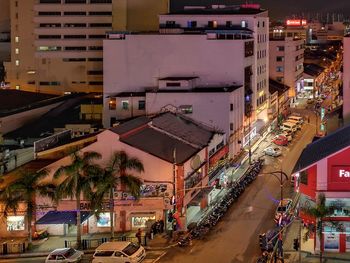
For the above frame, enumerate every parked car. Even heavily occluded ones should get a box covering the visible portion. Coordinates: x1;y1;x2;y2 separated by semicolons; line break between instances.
280;131;292;142
274;198;293;224
92;241;146;263
263;147;282;157
272;135;288;146
45;248;83;263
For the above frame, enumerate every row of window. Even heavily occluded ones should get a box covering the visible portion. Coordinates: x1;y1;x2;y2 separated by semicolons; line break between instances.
27;81;102;86
37;46;103;51
295;53;304;61
258;64;266;75
173;20;249;29
257;34;267;43
40;0;112;3
257;79;267;91
62;57;103;62
257;94;267;107
39;23;112;28
257;21;266;28
38;11;112;16
257;49;267;59
38;35;105;39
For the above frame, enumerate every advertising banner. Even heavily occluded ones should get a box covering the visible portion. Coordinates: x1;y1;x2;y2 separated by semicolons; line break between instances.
329;165;350;191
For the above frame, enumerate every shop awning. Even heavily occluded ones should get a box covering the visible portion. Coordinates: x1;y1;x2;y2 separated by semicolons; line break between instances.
36;211;91;225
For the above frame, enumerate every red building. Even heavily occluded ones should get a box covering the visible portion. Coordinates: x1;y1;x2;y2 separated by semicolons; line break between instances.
293;124;350;253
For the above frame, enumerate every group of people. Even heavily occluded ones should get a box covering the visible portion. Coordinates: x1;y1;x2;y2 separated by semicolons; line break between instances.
150;219;165;235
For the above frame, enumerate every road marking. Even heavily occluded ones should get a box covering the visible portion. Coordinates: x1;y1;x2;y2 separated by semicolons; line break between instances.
151;251;167;263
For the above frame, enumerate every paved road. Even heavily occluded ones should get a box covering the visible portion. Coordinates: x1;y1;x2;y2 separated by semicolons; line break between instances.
159;121;315;263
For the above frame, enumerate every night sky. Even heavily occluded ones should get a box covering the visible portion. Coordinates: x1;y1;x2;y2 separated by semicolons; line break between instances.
171;0;350;19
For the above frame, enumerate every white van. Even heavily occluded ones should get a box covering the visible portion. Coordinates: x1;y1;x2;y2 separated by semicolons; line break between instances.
286;119;302;130
288;116;304;125
92;242;146;263
280;122;297;133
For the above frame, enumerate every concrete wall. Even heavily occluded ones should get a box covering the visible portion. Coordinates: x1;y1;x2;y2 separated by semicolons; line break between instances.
0;101;62;135
103;34;251;127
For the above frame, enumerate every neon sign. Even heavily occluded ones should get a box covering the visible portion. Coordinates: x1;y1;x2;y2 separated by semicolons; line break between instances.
286;19;307;26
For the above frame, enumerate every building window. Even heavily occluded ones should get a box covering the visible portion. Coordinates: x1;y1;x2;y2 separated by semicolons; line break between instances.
15;48;19;54
241;20;248;28
109;98;116;110
276;66;284;72
15;60;19;66
230;103;233;111
276;56;284;62
276;77;284;82
230;123;234;131
277;46;284;51
208;21;217;28
122;100;129;110
262;21;265;27
15;85;20;90
166;82;181;87
7;216;25;231
245;41;254;57
179;105;193;114
15;36;19;43
138;100;145;110
187;21;197;28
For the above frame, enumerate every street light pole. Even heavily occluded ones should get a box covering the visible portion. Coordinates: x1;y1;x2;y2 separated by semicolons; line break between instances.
260;170;288;200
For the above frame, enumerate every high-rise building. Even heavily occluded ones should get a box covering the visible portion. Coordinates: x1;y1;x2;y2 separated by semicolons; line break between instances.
4;0;168;94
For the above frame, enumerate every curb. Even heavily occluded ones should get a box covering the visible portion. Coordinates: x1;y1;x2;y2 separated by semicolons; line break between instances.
145;243;178;250
152;251;167;263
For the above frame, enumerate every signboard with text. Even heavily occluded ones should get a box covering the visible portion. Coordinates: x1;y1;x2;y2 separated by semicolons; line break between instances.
329;165;350;191
286;19;307;26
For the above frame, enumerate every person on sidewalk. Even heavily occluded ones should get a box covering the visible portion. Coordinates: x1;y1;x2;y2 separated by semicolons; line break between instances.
136;228;142;245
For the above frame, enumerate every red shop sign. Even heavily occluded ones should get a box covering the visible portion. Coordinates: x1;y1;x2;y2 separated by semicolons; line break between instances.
209;146;229;167
328;165;350;191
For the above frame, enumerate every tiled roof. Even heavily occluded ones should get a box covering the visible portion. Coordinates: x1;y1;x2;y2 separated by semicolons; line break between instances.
120;126;200;164
110;116;150;135
292;124;350;174
303;63;325;77
269;79;290;96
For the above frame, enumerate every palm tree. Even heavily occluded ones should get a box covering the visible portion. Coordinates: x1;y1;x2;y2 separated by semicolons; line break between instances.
93;151;144;239
302;193;334;263
54;151;102;249
0;169;55;248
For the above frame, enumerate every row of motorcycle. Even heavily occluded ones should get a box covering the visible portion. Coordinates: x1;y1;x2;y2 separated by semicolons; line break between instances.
178;159;264;247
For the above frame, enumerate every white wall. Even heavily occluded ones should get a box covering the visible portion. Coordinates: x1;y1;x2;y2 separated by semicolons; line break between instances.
103;34;251;127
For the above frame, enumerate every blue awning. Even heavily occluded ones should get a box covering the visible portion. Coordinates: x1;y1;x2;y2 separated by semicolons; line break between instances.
36;211;91;225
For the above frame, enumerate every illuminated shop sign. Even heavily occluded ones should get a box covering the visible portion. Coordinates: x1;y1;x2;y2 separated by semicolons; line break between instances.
286;19;307;26
97;213;111;227
7;216;25;231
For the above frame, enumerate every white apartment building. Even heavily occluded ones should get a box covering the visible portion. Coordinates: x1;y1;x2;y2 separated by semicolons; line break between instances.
269;37;304;98
4;0;168;94
104;4;270;156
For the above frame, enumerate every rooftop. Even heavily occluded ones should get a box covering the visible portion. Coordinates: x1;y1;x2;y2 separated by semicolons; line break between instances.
159;76;198;81
269;79;290;96
110;112;217;164
293;124;350;174
303;63;325;77
170;4;265;15
146;85;242;93
0;90;56;115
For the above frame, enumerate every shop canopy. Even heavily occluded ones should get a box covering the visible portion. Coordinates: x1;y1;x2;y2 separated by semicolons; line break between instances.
36;211;91;225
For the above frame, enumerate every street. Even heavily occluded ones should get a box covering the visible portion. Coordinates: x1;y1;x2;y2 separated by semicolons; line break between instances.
159;118;316;263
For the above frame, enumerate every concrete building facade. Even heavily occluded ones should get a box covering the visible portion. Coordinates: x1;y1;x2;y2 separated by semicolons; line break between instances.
4;0;168;94
269;37;304;98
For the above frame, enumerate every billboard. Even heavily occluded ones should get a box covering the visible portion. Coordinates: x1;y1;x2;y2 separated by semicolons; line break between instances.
286;19;307;26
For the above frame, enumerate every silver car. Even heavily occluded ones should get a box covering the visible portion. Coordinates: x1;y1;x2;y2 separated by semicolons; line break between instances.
263;146;282;157
45;248;83;263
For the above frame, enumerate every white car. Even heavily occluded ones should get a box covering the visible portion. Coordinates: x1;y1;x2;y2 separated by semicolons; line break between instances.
93;241;146;263
263;147;282;157
45;248;83;263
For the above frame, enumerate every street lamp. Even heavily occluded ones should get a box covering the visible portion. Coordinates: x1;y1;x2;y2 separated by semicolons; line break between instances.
260;170;289;200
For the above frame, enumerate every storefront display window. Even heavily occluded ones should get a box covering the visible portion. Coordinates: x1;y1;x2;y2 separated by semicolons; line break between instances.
7;216;25;231
324;233;339;251
131;215;155;228
326;198;350;217
97;213;111;227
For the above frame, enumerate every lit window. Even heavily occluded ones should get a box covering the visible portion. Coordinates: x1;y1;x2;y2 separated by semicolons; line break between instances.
15;85;20;90
15;60;19;66
241;20;247;28
15;48;19;54
15;36;19;43
7;216;25;231
27;70;36;74
109;98;116;110
179;105;193;114
121;100;129;110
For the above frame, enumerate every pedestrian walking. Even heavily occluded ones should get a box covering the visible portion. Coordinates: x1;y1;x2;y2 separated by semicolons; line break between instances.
159;219;164;233
136;228;142;245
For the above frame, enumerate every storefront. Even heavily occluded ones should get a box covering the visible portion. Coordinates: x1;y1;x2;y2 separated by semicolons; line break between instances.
293;125;350;254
